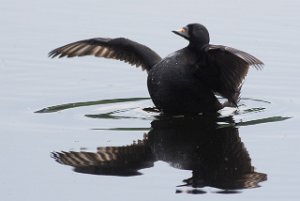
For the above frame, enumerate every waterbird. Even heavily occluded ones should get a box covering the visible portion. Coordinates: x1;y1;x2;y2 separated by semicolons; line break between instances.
49;23;263;115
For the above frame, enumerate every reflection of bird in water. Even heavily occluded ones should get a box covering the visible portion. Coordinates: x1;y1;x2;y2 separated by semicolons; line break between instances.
52;116;267;192
49;23;263;115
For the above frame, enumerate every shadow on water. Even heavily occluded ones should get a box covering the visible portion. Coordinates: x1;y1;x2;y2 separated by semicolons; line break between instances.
41;97;290;194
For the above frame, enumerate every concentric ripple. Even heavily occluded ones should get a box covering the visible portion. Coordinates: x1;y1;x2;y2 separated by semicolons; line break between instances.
36;97;290;130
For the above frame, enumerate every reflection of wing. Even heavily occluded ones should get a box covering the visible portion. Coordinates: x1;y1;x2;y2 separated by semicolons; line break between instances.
49;37;162;71
51;138;154;176
183;171;267;190
200;45;263;105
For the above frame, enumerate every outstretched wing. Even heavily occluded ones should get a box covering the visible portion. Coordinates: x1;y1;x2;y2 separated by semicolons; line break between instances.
49;37;162;71
203;45;264;105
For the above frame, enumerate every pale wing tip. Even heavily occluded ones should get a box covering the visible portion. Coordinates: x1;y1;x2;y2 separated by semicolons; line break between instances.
253;63;264;70
48;50;55;58
240;52;264;70
48;49;62;58
251;59;264;70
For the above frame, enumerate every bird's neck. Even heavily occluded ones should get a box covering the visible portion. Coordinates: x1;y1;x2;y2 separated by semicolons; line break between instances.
188;43;208;53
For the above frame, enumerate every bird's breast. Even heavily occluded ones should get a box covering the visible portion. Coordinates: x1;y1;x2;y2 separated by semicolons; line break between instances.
146;48;220;114
147;50;201;102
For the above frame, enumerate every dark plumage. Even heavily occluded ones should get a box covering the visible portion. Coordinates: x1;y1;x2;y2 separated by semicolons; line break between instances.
49;23;263;115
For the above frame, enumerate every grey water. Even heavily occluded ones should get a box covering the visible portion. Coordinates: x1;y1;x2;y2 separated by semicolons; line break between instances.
1;0;300;200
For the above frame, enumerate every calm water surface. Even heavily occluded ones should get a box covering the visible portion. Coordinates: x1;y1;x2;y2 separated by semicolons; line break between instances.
1;0;300;200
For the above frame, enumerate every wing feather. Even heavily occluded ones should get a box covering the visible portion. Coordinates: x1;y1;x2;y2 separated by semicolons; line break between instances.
49;37;162;71
201;45;264;105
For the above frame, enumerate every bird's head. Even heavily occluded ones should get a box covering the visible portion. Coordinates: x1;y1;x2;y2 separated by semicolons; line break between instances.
172;23;210;48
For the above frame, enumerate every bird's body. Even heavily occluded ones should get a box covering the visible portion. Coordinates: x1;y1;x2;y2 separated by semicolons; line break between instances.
49;23;263;115
148;47;222;114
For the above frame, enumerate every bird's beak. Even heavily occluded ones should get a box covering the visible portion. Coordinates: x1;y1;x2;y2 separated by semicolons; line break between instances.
172;27;189;39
